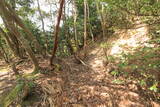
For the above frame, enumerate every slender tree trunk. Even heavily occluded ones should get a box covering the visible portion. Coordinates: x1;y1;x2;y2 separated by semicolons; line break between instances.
0;44;9;63
63;1;72;55
50;0;65;65
2;18;25;58
63;1;68;54
1;0;44;56
0;27;19;57
67;29;75;55
65;1;74;55
87;3;94;41
37;0;45;36
10;24;39;70
83;0;87;53
101;4;106;35
65;4;75;55
73;0;79;49
2;1;25;58
0;0;39;70
37;0;48;55
96;0;105;38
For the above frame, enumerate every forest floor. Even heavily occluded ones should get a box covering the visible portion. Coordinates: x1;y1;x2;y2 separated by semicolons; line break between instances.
0;23;160;107
0;62;15;95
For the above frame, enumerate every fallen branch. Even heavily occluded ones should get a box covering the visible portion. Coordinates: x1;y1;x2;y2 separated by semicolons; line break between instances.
74;55;89;67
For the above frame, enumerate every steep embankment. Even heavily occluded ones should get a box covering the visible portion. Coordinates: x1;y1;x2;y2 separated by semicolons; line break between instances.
108;23;150;56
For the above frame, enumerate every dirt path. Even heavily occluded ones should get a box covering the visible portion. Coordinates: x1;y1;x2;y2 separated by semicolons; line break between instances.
55;23;159;106
1;48;159;107
37;24;159;106
56;45;159;107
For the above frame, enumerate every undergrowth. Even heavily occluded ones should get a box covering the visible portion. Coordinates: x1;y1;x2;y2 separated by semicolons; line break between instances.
103;38;160;102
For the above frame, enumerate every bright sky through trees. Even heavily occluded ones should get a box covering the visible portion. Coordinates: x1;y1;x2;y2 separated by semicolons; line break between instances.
33;0;72;30
0;0;72;30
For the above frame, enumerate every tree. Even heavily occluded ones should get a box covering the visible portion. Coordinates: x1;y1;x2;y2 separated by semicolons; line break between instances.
3;0;44;56
37;0;48;54
0;27;22;58
0;0;39;70
96;0;106;38
73;0;79;49
0;37;9;63
87;2;94;41
83;0;87;52
50;0;65;65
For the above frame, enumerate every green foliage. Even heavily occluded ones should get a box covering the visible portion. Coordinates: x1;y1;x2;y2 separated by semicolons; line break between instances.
139;80;146;86
112;79;124;84
107;55;115;62
149;82;159;92
109;42;160;93
100;43;111;48
111;70;120;76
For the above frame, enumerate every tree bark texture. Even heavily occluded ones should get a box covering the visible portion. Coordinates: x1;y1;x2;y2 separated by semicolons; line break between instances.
50;0;65;65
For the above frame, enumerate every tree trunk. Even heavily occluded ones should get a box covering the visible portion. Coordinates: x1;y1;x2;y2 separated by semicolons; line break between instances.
37;0;45;37
73;0;79;49
0;26;24;58
11;24;39;70
0;27;16;56
37;0;48;55
2;0;44;56
0;45;9;63
96;0;105;38
83;0;87;54
0;0;39;70
66;31;74;55
50;0;65;65
2;14;25;58
87;3;94;41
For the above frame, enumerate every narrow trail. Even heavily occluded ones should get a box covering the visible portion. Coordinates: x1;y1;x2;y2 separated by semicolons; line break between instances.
58;44;158;107
54;23;159;107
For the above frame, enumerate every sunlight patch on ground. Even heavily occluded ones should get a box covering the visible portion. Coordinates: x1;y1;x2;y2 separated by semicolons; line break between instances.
91;60;103;69
109;24;151;56
0;68;9;72
0;66;10;72
0;61;10;73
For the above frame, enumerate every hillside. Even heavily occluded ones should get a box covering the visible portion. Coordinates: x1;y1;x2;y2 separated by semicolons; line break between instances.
0;0;160;107
0;23;160;106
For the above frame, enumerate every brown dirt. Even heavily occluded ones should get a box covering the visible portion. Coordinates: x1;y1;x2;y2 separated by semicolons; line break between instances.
0;41;159;107
35;43;160;107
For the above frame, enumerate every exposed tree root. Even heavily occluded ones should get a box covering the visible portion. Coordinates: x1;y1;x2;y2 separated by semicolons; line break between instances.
37;77;63;107
0;76;36;107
